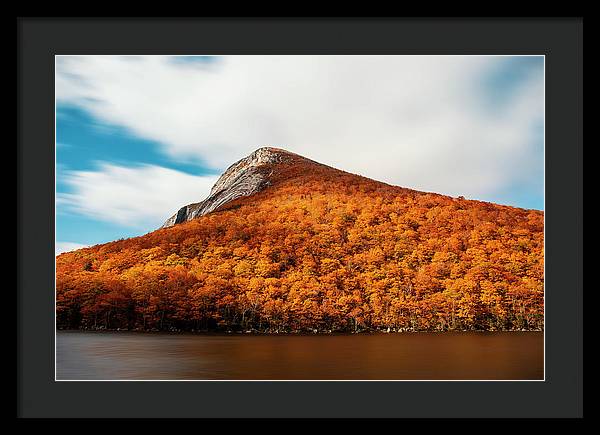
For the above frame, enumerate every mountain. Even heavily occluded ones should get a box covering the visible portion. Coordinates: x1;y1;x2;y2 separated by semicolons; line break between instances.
56;147;544;333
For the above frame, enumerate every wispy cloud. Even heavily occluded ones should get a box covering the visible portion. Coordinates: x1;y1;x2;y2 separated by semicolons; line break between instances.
56;55;543;202
56;241;88;255
57;163;219;228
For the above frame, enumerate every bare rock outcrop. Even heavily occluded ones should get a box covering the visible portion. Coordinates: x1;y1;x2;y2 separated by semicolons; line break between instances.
161;147;294;228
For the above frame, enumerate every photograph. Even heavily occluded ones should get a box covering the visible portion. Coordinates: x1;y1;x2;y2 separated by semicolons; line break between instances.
54;54;545;381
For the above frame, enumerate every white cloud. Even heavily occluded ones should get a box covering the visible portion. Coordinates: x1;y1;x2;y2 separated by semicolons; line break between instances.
56;241;88;256
56;55;543;200
57;163;219;228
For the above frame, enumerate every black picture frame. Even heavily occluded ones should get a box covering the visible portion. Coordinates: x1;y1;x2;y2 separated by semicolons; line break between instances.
17;17;583;418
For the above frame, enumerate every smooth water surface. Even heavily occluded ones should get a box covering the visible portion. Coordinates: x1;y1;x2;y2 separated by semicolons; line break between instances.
56;331;543;380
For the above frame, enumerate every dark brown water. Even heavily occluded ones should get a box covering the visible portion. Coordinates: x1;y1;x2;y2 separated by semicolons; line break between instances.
56;331;543;380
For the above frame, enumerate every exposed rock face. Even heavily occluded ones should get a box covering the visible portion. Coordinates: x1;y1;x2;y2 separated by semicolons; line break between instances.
161;147;294;228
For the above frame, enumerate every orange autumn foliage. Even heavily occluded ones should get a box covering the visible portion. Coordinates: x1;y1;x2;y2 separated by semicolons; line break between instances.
56;157;544;332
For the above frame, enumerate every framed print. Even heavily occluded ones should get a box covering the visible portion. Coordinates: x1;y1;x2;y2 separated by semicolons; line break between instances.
17;17;583;418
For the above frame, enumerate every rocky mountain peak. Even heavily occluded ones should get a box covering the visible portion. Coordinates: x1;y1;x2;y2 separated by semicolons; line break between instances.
208;147;291;196
161;146;300;228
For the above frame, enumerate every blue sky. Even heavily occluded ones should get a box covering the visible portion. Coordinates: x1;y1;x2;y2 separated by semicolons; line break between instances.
56;106;220;248
56;55;544;254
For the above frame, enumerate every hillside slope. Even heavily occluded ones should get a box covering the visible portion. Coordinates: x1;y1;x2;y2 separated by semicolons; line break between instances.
56;148;544;332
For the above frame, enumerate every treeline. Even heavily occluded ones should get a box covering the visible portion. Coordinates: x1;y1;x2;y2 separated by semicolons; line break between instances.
56;166;544;332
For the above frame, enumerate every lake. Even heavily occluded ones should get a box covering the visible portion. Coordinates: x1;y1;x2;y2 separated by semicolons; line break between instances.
56;330;543;380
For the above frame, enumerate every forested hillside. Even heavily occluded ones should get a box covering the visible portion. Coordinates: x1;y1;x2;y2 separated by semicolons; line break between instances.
56;149;544;332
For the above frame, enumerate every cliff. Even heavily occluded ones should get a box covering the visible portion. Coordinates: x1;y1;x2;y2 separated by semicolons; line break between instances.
162;147;311;228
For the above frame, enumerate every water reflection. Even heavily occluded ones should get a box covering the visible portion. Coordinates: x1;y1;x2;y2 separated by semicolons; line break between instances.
56;331;543;380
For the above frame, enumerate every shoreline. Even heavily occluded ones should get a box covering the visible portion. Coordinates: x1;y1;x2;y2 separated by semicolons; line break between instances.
56;328;543;335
